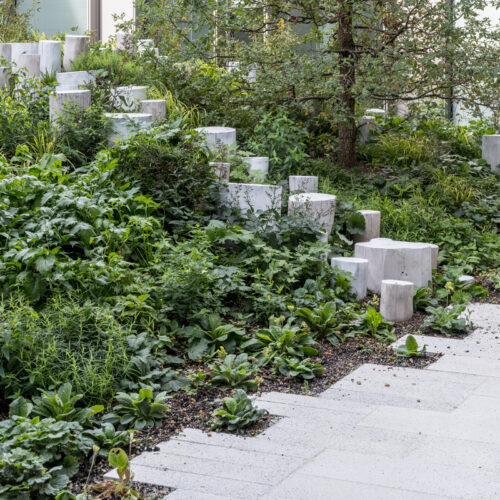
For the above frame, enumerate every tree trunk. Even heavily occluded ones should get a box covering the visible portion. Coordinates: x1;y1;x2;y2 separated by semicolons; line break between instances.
337;0;357;168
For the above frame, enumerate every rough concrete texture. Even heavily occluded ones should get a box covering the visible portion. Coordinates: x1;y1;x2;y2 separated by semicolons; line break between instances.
105;304;500;499
209;162;231;181
111;86;148;112
56;71;95;91
195;126;237;152
289;175;318;193
242;157;269;176
49;90;91;123
219;183;282;215
140;99;167;122
355;238;433;293
104;112;153;145
63;35;89;71
354;210;381;243
331;256;369;299
18;53;40;78
39;40;61;74
288;193;337;240
380;279;414;322
482;135;500;174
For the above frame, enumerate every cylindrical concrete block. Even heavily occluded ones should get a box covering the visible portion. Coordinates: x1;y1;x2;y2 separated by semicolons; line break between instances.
112;86;148;111
380;279;414;322
242;157;269;176
49;90;91;122
354;210;381;243
427;243;439;270
39;40;61;74
358;116;376;144
140;99;166;122
18;53;40;78
355;238;433;293
0;67;10;88
104;112;153;145
9;43;39;67
366;108;386;117
288;193;337;240
138;39;154;54
209;162;231;181
289;176;318;193
458;275;475;287
195;126;237;152
56;70;95;91
63;35;90;71
0;43;12;65
219;183;282;215
116;33;136;53
331;257;369;300
482;135;500;174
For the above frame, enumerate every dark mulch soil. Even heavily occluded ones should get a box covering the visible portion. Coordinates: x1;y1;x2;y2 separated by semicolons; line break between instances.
72;314;439;498
474;276;500;305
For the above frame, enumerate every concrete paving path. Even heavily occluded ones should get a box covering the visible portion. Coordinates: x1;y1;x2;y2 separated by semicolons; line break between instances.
106;303;500;499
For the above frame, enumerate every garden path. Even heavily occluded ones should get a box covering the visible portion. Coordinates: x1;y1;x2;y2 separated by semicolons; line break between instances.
106;303;500;499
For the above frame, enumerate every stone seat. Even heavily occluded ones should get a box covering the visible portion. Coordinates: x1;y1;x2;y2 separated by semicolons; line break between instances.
354;238;433;293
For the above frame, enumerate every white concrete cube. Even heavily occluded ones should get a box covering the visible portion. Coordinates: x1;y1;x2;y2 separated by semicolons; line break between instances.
355;238;433;293
18;53;40;78
209;162;231;181
288;193;337;240
358;116;376;144
482;135;500;174
380;279;414;322
0;43;12;65
354;210;381;242
63;35;90;71
242;157;269;176
104;113;153;145
56;70;96;91
196;126;237;152
39;40;61;74
111;86;148;111
49;89;91;123
219;183;282;215
331;257;369;300
289;176;318;193
140;99;166;122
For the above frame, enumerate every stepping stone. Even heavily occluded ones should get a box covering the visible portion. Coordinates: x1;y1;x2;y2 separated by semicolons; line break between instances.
320;364;485;411
427;355;500;378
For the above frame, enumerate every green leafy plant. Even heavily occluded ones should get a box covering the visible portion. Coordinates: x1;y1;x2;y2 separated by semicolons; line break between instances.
422;305;471;336
353;306;396;342
413;287;438;312
209;353;259;391
84;424;131;458
30;383;104;425
273;356;325;380
211;389;268;432
396;335;427;358
295;301;344;344
104;388;169;430
255;317;319;364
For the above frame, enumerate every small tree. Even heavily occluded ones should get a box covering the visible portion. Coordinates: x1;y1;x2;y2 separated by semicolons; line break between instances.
133;0;499;167
0;0;38;43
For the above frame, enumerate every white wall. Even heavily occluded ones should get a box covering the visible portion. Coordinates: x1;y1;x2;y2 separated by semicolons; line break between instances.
100;0;135;42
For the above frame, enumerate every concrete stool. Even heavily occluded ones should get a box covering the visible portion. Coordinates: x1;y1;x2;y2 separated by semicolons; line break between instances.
140;99;166;122
289;176;318;193
56;71;96;91
482;135;500;174
219;183;282;215
355;238;433;293
331;257;369;300
380;279;414;322
196;126;236;152
111;86;148;111
209;162;231;181
49;89;91;123
358;116;376;144
354;210;381;242
0;43;12;65
288;193;337;241
366;108;386;117
63;35;89;71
